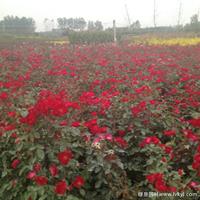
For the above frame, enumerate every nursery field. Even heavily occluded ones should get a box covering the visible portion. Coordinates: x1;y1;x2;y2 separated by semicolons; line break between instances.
0;41;200;200
133;36;200;46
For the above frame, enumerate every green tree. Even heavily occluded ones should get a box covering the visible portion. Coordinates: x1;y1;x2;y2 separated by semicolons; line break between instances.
0;15;35;33
57;17;86;30
88;21;95;30
74;18;86;30
57;17;67;29
184;14;200;32
87;20;103;31
191;14;199;24
130;20;141;29
94;20;103;31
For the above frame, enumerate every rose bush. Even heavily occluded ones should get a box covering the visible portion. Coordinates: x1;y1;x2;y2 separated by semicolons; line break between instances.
0;43;200;199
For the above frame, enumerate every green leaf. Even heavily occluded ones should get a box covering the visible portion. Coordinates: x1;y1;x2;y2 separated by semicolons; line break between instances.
37;149;45;160
1;170;7;178
80;189;86;196
66;195;81;200
95;179;102;189
38;194;47;200
16;142;23;151
34;132;40;139
20;109;29;117
19;165;31;176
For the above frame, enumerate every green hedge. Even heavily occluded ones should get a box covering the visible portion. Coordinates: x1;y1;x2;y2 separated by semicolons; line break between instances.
68;31;120;44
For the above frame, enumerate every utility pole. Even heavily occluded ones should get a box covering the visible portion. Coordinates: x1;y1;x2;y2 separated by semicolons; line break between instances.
177;0;182;26
113;20;117;43
153;0;157;27
125;3;131;27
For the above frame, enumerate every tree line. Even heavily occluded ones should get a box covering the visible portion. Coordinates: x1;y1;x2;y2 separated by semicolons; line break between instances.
0;14;200;34
184;14;200;32
0;16;104;33
0;16;35;34
56;18;103;31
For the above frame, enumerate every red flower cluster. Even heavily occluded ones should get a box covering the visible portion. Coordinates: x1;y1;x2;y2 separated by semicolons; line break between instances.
34;163;42;172
34;176;48;186
54;176;85;196
71;176;85;189
139;136;161;148
19;107;37;126
1;42;200;199
183;129;199;142
57;150;73;165
49;164;58;177
26;162;58;185
11;159;20;169
146;173;176;192
163;130;176;137
188;118;200;128
79;91;99;105
20;90;79;126
26;171;36;180
55;180;68;195
114;136;128;149
131;101;146;116
188;181;200;191
192;145;200;174
0;92;8;100
84;119;107;135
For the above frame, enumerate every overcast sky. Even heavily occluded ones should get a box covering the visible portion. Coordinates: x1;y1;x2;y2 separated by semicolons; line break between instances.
0;0;200;31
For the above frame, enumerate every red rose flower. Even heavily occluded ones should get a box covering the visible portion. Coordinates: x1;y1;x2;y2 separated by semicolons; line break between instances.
188;118;200;128
27;171;36;180
183;129;199;142
55;180;67;195
11;133;18;138
114;137;128;148
164;130;176;137
72;176;85;189
49;164;58;177
146;173;163;184
71;121;80;127
57;150;72;165
188;181;200;190
0;91;8;100
34;163;42;172
34;176;48;186
140;136;161;147
117;130;126;137
7;111;16;118
59;120;68;126
11;159;20;169
155;180;168;192
178;169;183;176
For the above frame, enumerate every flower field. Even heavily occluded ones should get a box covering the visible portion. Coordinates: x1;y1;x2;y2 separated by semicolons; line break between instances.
0;42;200;200
133;37;200;46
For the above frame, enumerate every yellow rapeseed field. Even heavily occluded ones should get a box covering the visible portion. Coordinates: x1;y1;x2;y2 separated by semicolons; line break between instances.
134;37;200;46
